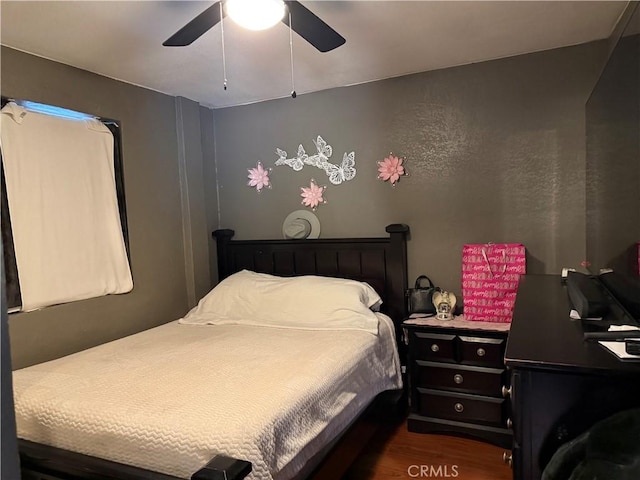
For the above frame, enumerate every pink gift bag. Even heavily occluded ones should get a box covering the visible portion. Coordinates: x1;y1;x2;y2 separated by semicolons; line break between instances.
461;243;526;323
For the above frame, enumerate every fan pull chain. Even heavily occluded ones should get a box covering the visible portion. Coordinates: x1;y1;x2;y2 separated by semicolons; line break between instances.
220;1;228;91
288;10;296;99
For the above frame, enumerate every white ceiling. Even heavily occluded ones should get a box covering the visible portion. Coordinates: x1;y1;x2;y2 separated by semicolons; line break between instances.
0;1;628;109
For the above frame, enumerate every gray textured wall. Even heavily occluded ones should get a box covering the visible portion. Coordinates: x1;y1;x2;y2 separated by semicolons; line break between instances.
175;97;212;306
1;40;608;368
2;47;193;369
211;42;606;293
586;7;640;277
200;106;220;285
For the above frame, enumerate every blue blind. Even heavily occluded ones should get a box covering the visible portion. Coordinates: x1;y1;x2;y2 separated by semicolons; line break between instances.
19;101;94;121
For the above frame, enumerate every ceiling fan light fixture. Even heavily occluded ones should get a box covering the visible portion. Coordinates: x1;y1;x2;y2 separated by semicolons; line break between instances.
225;0;286;31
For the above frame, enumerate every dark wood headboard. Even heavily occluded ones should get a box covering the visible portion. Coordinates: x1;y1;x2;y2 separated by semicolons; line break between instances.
213;224;410;329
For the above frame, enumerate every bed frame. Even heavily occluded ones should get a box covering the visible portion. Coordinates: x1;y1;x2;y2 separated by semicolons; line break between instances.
19;224;410;480
214;224;409;341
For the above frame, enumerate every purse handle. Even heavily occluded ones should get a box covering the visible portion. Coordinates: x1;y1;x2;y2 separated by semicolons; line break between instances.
414;275;435;289
481;247;507;279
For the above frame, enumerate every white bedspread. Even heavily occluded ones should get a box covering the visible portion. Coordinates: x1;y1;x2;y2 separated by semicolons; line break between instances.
13;315;402;479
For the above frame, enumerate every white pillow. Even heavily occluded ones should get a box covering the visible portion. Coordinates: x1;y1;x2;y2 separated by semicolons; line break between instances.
179;270;382;334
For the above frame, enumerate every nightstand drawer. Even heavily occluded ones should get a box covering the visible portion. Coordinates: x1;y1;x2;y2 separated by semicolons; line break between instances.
410;331;456;363
416;388;507;427
415;360;506;396
459;336;505;367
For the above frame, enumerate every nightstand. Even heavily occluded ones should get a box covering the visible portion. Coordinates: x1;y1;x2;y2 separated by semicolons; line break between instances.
403;318;512;448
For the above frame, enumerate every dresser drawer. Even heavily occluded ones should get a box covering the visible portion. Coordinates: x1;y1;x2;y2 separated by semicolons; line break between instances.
459;335;505;367
410;331;456;363
416;388;507;427
415;360;506;396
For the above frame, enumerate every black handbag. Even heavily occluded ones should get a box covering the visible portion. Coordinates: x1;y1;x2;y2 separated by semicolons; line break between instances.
406;275;440;315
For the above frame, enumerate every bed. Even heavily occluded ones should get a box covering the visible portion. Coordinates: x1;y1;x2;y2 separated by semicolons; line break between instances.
14;224;409;480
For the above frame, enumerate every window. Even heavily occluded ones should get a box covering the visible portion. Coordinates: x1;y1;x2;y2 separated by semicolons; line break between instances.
1;97;131;311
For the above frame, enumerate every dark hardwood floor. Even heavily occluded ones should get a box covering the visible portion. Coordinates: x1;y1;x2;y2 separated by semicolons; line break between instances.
342;419;513;480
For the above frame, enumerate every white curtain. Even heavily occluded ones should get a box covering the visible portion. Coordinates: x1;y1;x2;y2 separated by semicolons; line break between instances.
0;102;132;311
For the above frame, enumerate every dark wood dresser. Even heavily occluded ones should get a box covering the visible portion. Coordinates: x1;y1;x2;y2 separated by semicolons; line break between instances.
505;275;640;480
404;319;512;448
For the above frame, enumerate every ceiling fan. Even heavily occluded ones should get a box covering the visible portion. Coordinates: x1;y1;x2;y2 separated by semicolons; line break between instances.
163;0;346;53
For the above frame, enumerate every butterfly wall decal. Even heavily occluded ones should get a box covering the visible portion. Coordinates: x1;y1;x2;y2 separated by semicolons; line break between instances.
324;152;356;185
308;136;333;168
274;135;356;185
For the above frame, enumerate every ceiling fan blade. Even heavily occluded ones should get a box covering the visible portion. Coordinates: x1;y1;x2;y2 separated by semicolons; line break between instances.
163;2;224;47
282;1;345;52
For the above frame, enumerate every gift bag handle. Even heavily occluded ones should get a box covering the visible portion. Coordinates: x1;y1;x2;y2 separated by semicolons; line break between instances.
482;247;507;279
414;275;435;289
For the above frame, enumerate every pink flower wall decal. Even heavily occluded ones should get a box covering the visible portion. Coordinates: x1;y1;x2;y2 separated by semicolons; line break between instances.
300;180;326;210
378;154;406;186
247;162;271;192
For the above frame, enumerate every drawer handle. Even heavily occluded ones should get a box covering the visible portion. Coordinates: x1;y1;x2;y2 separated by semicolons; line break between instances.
476;347;486;357
507;418;513;429
502;385;512;398
503;451;513;468
453;374;464;384
454;403;464;413
431;343;439;353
